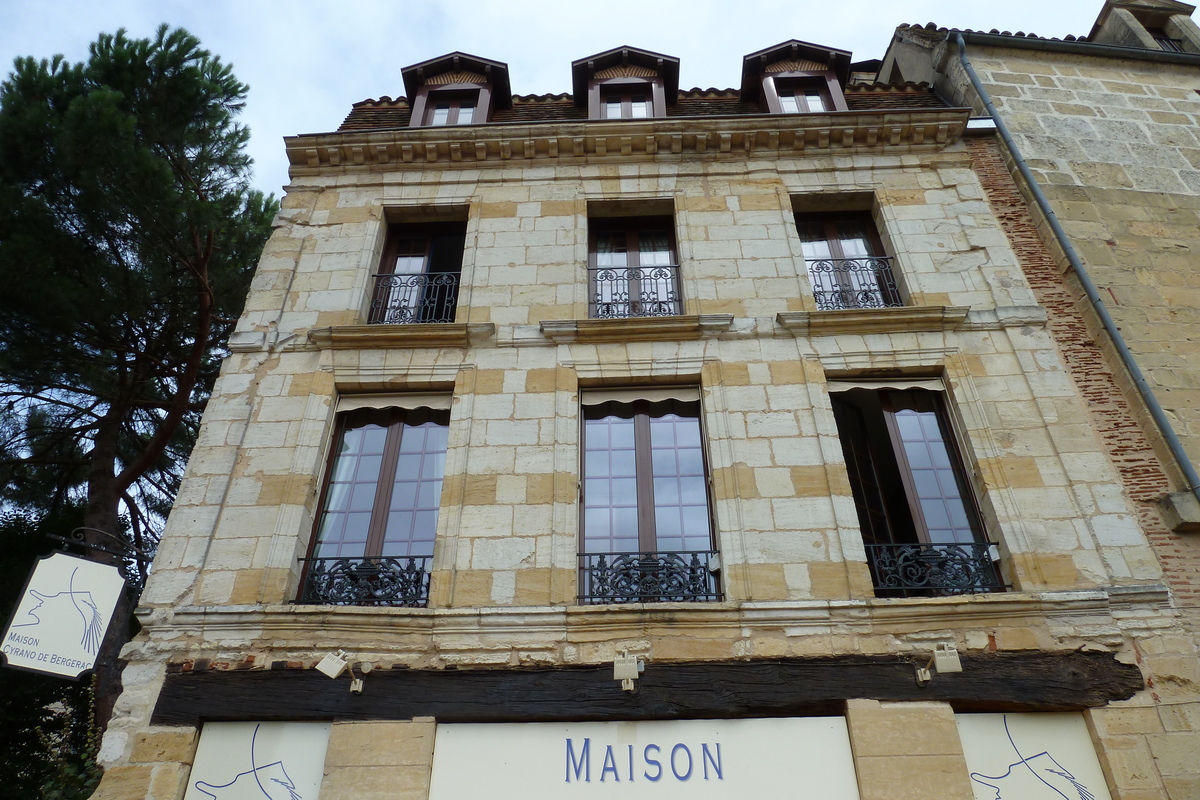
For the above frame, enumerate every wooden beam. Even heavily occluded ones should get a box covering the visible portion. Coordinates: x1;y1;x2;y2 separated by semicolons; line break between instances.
151;651;1142;726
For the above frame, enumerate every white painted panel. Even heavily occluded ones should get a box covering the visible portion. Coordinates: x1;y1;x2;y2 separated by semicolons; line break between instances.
957;712;1113;800
429;717;859;799
183;721;331;800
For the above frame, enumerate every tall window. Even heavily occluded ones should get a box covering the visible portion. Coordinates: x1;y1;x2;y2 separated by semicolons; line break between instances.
300;405;449;606
579;394;719;603
588;216;681;318
369;222;465;324
831;387;1003;596
794;211;902;311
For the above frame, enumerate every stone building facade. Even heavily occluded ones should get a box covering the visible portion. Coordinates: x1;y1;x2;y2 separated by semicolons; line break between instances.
93;37;1197;800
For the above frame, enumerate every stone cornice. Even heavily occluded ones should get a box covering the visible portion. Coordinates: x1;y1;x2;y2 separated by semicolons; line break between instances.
540;314;734;343
308;322;496;349
777;305;971;336
285;109;971;173
132;585;1170;659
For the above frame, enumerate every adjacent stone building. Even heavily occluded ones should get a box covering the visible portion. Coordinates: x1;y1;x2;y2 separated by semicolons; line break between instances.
93;32;1198;800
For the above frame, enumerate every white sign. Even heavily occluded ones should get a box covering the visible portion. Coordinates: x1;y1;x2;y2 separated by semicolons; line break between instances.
184;721;331;800
957;713;1113;800
429;717;860;799
1;551;125;678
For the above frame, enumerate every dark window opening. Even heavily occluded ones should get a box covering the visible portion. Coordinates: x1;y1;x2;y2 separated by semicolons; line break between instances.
831;388;1004;597
370;222;465;324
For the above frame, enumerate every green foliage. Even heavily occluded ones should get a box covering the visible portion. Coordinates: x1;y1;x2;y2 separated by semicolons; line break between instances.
0;26;278;794
0;24;278;545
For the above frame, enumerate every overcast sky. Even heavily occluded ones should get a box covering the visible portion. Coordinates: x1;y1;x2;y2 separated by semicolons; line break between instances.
1;0;1103;198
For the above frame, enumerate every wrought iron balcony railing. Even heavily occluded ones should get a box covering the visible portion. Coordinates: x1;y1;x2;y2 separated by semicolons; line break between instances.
578;551;722;604
588;265;682;319
807;256;903;311
368;272;459;324
865;542;1006;598
298;556;431;607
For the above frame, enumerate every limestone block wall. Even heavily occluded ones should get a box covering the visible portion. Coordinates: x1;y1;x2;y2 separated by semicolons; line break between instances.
133;143;1167;620
935;46;1200;468
93;126;1200;800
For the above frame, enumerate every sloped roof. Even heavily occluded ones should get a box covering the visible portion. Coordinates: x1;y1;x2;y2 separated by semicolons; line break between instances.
740;40;854;101
570;46;681;106
335;83;949;133
400;52;512;109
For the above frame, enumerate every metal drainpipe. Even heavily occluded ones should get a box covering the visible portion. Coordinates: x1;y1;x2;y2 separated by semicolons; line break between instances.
954;32;1200;505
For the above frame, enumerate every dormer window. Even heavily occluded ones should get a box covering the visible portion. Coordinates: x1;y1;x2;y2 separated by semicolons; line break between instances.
1089;1;1200;54
401;52;511;128
572;46;679;121
741;40;852;115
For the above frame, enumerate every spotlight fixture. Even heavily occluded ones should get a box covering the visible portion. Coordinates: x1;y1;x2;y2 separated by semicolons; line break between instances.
613;649;645;692
316;650;372;693
915;643;963;686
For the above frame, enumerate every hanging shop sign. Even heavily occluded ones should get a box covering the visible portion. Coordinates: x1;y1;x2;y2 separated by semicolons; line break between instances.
429;717;860;799
957;712;1113;800
183;721;332;800
1;551;125;679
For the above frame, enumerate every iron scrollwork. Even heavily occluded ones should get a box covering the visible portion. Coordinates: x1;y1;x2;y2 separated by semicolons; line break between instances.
807;256;902;311
866;542;1005;597
578;551;721;604
299;556;431;607
368;272;459;324
589;265;682;318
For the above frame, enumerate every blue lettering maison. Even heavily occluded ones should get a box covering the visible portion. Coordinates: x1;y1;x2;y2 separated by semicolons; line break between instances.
565;739;722;783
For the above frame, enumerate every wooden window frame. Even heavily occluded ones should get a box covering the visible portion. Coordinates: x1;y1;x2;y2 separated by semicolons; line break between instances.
588;77;666;120
587;215;678;270
761;70;847;114
409;83;492;127
830;388;987;547
306;406;451;562
794;211;885;260
580;397;715;554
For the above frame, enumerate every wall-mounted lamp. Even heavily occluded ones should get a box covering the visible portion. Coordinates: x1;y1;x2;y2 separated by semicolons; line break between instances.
915;643;963;686
613;649;645;692
316;650;373;693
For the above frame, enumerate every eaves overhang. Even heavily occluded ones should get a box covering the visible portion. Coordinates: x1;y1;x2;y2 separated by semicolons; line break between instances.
284;107;971;175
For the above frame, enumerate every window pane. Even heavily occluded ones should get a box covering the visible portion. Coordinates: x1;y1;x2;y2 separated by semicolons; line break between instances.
891;401;980;545
629;96;650;118
779;93;800;114
383;420;448;553
804;91;827;112
605;98;624;119
431;105;450;126
457;103;475;124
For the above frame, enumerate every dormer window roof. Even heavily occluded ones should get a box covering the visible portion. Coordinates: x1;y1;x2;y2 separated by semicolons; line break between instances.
400;52;511;127
740;40;853;114
571;46;680;119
